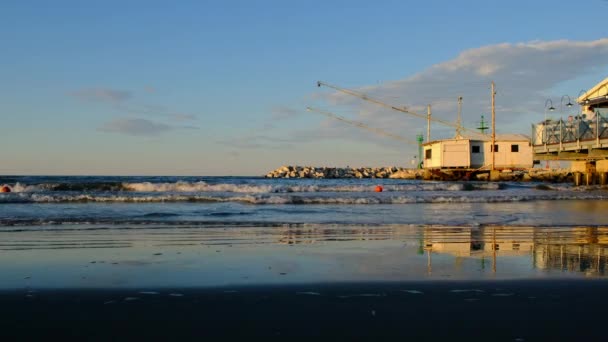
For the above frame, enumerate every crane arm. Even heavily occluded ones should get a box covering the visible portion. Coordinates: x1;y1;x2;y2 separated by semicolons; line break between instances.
317;81;427;121
306;107;419;146
317;81;485;137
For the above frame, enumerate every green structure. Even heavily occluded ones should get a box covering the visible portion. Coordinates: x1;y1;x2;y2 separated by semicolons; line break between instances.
416;133;424;169
477;115;489;134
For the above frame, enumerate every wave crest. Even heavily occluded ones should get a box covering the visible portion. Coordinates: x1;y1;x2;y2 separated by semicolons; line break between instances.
1;193;607;204
3;181;510;194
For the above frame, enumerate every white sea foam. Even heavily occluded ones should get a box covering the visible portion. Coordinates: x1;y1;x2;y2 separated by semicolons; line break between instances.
1;180;515;195
7;183;48;193
2;192;607;204
108;181;500;193
123;181;274;193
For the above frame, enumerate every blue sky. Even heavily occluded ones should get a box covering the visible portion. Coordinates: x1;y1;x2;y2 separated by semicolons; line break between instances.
2;0;608;175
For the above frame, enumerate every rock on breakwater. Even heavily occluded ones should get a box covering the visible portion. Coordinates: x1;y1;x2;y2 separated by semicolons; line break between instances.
265;166;575;182
265;166;422;179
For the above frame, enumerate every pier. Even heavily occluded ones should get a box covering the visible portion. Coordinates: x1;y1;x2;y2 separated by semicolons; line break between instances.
532;78;608;185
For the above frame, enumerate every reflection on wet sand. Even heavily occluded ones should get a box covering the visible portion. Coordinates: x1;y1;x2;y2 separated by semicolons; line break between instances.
2;224;608;289
275;225;608;276
422;226;608;276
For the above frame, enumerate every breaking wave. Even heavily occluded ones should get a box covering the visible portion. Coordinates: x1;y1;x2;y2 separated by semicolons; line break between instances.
3;181;507;194
1;192;607;204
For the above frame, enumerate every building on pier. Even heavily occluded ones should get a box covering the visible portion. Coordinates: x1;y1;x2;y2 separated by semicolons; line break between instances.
422;134;533;170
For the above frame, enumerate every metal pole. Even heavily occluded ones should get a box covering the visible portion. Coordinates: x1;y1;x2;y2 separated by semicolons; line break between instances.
491;82;496;171
544;99;554;151
559;118;563;151
457;96;463;138
427;104;431;143
416;134;424;169
597;109;600;147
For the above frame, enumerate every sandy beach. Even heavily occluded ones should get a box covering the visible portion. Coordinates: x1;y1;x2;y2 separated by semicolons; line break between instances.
3;280;607;340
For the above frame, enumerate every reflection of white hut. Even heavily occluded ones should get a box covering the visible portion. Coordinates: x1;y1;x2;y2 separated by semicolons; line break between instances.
422;134;533;170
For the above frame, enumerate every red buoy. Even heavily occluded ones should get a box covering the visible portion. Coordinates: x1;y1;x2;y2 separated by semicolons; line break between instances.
0;186;11;193
374;185;383;192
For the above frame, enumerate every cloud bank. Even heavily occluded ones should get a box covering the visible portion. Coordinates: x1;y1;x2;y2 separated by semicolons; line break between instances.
70;86;200;136
306;38;608;147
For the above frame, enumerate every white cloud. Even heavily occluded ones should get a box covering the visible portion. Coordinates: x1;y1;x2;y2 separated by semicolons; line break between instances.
70;87;198;123
311;38;608;143
271;106;303;120
70;88;132;104
169;113;198;122
98;118;172;136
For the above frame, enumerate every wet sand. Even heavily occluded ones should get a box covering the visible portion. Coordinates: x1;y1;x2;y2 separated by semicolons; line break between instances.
2;279;607;341
3;224;608;340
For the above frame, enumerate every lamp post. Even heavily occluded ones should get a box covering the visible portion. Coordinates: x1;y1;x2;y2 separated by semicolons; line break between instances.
544;99;555;146
577;89;587;100
560;95;573;114
576;89;587;118
543;99;555;168
559;95;573;152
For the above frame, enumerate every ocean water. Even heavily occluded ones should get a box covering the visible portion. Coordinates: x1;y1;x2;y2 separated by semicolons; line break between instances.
2;175;608;227
1;175;608;289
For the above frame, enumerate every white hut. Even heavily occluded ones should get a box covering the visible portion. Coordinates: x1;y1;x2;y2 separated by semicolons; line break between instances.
422;134;533;170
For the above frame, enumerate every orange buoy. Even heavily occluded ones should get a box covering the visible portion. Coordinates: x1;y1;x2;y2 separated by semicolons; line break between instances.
0;185;11;193
374;185;383;192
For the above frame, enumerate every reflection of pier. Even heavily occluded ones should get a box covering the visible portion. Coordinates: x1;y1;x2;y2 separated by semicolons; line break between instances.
271;225;608;276
275;226;401;245
533;228;608;275
423;226;608;276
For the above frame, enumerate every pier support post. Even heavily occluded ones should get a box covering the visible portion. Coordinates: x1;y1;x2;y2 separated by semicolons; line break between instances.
585;173;594;186
489;170;500;182
596;160;608;186
571;161;596;186
574;172;582;186
599;173;607;186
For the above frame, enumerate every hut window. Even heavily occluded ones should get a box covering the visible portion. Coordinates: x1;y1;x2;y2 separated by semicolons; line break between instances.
511;144;519;152
472;145;480;153
425;149;432;159
491;144;499;152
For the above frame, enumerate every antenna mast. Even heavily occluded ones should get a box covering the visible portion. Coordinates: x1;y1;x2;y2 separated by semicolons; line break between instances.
491;81;496;171
456;96;463;138
427;104;431;142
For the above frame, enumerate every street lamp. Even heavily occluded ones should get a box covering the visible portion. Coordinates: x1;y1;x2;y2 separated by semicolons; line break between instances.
578;89;587;99
560;95;573;115
544;99;555;145
576;89;588;115
559;95;572;151
545;99;555;121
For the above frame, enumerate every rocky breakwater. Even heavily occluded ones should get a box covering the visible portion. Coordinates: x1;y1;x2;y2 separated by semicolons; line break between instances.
265;166;424;179
265;166;575;183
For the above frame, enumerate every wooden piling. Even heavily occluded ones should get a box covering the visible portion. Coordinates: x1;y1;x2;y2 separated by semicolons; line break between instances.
585;173;594;186
599;173;607;186
574;172;582;186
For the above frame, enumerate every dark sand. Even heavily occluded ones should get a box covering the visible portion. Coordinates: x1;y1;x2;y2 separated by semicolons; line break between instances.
2;279;606;341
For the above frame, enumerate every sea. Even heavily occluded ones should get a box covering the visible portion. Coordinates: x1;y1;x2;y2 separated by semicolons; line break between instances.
1;175;608;289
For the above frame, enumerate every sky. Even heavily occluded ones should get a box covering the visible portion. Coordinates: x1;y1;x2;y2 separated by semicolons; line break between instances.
2;0;608;176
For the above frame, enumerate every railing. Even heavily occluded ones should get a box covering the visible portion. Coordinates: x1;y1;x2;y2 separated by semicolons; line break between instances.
532;111;608;147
